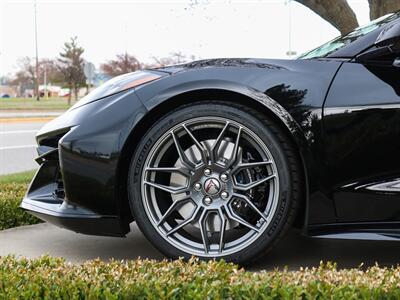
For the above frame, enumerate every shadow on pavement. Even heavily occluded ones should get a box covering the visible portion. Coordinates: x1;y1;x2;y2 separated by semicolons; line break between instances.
254;229;400;270
1;223;399;271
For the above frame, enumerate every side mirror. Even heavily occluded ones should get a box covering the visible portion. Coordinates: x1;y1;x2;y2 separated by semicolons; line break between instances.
375;21;400;47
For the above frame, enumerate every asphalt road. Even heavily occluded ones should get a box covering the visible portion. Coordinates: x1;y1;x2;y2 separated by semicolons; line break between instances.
0;121;45;175
1;223;400;270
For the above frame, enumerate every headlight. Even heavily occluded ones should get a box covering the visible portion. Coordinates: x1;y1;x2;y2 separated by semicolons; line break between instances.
70;71;163;109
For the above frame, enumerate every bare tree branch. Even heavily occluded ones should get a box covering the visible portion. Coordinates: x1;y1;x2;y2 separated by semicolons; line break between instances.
100;53;141;77
145;53;197;68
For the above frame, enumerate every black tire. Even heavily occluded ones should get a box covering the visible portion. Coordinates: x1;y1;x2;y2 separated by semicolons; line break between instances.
128;101;301;264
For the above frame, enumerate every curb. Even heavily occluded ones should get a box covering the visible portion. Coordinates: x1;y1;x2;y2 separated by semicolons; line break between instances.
0;117;55;123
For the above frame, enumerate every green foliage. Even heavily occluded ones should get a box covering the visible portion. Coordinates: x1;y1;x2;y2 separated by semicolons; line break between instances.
0;171;42;230
0;257;399;299
0;97;71;110
58;36;86;102
0;170;36;184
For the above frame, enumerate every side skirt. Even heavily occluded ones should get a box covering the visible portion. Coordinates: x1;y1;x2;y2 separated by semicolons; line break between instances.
307;222;400;241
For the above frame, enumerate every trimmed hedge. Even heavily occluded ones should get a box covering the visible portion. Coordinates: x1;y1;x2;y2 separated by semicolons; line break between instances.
0;171;42;230
0;256;400;299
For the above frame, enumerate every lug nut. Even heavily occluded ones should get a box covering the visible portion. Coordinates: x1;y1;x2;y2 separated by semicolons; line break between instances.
221;191;229;199
203;196;213;205
204;168;212;176
194;182;202;191
220;173;229;182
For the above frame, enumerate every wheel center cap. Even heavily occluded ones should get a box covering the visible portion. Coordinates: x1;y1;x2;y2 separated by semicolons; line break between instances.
203;178;221;195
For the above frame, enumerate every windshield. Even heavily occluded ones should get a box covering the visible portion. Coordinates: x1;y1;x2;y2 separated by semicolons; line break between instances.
298;13;398;59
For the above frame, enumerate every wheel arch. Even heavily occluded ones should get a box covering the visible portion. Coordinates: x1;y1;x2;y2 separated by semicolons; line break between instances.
117;87;310;228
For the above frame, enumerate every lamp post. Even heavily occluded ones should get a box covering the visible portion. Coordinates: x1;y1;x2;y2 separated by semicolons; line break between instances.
285;0;297;58
34;0;40;101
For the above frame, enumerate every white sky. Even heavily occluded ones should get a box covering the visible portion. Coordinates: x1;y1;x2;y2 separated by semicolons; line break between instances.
0;0;370;77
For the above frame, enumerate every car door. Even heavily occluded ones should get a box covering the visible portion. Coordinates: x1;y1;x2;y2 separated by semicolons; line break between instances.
322;45;400;223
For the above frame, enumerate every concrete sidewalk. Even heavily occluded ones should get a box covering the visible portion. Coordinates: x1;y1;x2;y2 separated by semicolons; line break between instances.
0;223;163;263
2;222;400;270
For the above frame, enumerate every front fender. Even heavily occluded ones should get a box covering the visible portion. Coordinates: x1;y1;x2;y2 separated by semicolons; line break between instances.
134;79;313;227
136;78;308;151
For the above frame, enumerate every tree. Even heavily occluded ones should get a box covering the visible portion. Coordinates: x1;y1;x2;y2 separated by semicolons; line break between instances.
147;52;197;68
12;57;43;97
369;0;400;20
11;58;64;97
13;57;36;94
40;59;64;86
58;37;86;104
295;0;400;35
100;53;141;77
0;76;11;85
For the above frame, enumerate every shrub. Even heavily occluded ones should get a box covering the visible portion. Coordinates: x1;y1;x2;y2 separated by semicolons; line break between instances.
0;171;42;230
0;256;399;299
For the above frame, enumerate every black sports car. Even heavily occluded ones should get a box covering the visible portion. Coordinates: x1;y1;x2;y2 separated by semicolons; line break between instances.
22;12;400;264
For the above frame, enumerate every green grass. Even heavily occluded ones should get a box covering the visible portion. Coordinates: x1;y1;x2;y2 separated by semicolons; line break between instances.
0;170;42;230
0;97;72;111
0;170;36;184
0;257;399;299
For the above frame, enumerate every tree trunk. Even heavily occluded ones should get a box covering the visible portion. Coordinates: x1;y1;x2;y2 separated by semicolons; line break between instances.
295;0;359;35
369;0;400;20
67;83;72;106
74;84;79;101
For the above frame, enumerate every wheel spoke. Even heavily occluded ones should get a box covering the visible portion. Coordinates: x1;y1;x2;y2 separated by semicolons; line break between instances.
166;205;201;236
232;161;272;173
171;130;196;170
210;122;230;163
234;174;275;191
144;181;188;195
225;204;260;232
145;167;190;177
198;210;210;253
225;126;242;169
182;124;208;164
233;193;268;222
218;208;227;253
157;197;192;226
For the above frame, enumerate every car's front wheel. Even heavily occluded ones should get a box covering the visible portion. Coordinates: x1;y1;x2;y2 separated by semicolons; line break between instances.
128;101;300;264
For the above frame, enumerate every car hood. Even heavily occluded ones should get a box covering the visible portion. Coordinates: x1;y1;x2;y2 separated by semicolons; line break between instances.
151;58;290;74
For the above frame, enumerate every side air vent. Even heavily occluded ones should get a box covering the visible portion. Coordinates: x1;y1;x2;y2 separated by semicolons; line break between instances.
39;132;68;148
